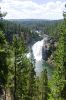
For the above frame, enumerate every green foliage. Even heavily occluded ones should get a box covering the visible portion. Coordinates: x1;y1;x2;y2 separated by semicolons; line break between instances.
61;6;66;99
26;49;36;100
0;5;66;100
27;64;36;100
10;36;36;100
0;31;6;48
16;55;31;100
0;50;8;86
49;22;64;100
0;30;8;87
0;8;7;31
40;69;49;100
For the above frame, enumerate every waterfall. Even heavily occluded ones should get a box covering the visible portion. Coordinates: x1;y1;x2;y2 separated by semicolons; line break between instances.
32;37;48;75
27;35;53;76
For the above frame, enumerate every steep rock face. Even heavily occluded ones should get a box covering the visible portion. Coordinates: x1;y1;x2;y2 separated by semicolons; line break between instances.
42;38;56;61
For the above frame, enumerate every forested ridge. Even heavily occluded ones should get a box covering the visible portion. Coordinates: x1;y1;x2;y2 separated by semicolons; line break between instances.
3;19;63;43
0;6;66;100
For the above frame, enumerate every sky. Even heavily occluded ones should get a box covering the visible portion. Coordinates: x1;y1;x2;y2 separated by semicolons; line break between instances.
0;0;66;20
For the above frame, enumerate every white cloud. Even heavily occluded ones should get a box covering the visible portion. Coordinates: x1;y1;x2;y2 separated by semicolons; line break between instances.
0;0;2;2
0;0;66;19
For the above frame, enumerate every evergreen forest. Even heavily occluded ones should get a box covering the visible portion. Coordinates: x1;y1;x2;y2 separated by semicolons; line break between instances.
0;4;66;100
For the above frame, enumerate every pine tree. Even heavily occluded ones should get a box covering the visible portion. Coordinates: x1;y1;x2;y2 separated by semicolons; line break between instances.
0;8;8;99
13;36;30;100
50;20;64;100
0;7;7;31
27;48;36;100
61;4;66;99
41;69;49;100
35;76;40;100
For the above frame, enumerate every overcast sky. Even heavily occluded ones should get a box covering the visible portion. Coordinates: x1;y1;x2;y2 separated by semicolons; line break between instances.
0;0;66;19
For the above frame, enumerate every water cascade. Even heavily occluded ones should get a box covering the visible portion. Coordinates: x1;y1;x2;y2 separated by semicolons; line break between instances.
32;37;47;74
27;35;54;76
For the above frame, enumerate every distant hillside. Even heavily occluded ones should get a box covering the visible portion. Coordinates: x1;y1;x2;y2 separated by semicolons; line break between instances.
8;19;63;26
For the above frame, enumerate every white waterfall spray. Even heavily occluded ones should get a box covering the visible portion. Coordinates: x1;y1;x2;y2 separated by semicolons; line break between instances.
32;37;48;75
